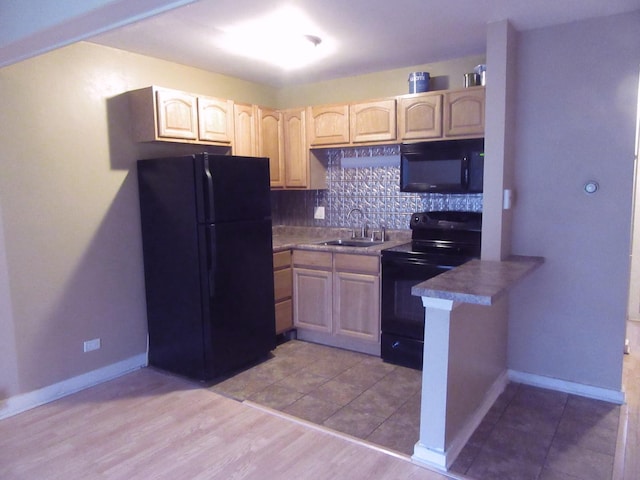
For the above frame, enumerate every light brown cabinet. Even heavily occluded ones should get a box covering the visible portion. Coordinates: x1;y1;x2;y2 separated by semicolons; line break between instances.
443;87;485;138
292;250;380;355
397;86;485;141
282;108;307;188
257;107;284;189
350;99;397;144
234;105;326;190
307;99;397;147
197;96;234;144
155;88;198;140
129;86;234;145
232;103;257;156
398;92;443;140
281;108;327;190
307;104;350;146
333;254;380;346
292;251;332;334
273;250;293;335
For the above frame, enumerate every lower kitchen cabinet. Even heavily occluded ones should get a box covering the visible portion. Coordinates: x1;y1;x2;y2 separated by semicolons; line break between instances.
333;254;380;345
292;251;332;333
292;250;380;355
273;250;293;334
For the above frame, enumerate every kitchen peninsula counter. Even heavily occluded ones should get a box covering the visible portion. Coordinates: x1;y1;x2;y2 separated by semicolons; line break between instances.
409;254;544;471
411;255;544;306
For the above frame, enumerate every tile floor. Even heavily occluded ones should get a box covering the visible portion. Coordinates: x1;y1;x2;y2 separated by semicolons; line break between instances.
209;339;620;480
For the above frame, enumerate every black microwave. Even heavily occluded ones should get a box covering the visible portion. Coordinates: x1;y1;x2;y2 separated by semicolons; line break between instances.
400;138;484;193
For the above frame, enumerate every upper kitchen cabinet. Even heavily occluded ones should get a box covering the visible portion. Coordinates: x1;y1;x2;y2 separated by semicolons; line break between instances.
282;108;307;188
197;96;234;144
128;86;233;146
398;92;443;140
350;99;397;144
233;104;326;190
257;107;284;189
397;87;485;141
443;87;485;138
233;103;257;156
283;108;327;189
307;104;350;146
307;99;397;147
153;87;197;140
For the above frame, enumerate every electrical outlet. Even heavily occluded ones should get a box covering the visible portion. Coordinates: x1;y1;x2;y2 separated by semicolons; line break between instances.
314;206;325;219
83;338;101;352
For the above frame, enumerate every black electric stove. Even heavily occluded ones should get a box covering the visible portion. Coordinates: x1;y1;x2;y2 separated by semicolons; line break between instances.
380;211;482;369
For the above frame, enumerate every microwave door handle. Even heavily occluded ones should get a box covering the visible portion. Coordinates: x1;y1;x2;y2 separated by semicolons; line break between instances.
461;156;470;190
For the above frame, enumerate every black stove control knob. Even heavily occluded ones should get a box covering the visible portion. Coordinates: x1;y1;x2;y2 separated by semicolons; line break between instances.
410;212;430;229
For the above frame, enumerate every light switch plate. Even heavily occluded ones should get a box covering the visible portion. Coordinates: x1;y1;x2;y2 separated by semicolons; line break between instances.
83;338;101;352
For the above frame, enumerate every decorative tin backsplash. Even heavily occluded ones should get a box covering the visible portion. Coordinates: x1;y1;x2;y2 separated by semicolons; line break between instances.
271;145;483;230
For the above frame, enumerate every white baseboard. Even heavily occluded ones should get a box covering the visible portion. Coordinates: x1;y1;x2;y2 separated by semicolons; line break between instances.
412;370;509;470
0;353;147;420
508;369;625;404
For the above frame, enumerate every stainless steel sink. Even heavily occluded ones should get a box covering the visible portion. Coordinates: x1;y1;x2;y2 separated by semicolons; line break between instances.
317;238;384;248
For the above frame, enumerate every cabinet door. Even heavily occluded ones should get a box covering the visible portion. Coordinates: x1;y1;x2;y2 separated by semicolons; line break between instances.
350;99;397;144
257;107;284;188
155;89;198;140
444;87;485;137
293;267;332;333
398;93;443;140
233;103;257;156
282;108;308;188
333;271;380;343
197;96;234;144
308;104;350;146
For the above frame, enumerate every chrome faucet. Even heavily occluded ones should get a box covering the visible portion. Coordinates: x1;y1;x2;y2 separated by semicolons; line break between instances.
347;208;366;238
369;223;387;242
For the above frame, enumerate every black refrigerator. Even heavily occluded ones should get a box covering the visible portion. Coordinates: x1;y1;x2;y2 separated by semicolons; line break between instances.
137;153;276;381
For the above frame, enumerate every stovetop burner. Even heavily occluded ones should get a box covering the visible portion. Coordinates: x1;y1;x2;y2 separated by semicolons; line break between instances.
383;211;482;261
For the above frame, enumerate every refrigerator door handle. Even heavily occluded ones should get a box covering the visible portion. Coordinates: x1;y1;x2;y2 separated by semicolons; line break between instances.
206;228;216;299
202;154;215;221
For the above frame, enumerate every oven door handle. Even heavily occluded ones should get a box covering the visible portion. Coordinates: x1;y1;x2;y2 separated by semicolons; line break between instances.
382;257;457;270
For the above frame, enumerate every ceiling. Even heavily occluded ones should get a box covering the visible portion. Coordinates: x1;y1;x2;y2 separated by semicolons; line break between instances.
41;0;640;87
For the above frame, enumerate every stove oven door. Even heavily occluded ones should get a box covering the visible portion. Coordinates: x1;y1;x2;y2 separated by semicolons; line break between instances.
381;254;452;370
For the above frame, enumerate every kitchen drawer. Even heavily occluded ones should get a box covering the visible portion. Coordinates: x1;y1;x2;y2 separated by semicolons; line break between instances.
275;298;293;334
334;253;380;274
293;250;332;269
273;250;291;269
274;267;292;301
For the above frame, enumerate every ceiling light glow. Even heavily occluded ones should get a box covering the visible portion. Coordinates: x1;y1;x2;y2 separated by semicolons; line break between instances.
215;6;334;70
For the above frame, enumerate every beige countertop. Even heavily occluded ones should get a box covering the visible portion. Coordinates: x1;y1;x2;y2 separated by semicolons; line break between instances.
272;225;411;255
411;255;544;305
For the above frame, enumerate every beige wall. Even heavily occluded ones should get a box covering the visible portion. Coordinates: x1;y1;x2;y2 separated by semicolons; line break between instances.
277;55;485;108
481;20;517;261
508;12;639;390
446;298;508;447
0;41;277;397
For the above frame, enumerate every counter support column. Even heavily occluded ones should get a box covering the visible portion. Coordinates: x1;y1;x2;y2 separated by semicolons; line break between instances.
412;297;458;470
